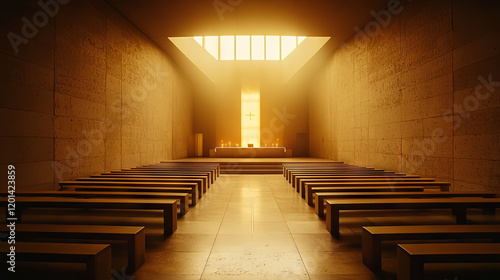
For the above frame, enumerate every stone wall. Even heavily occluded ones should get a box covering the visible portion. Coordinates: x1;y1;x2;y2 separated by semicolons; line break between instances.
309;0;499;192
1;0;193;190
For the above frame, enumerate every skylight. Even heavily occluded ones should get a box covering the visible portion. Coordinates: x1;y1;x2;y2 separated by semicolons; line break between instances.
194;36;307;61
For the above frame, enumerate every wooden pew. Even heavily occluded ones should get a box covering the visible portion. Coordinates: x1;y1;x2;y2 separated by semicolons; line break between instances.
109;170;214;184
145;162;220;177
286;169;397;182
325;197;500;238
304;181;451;202
362;224;500;272
286;167;387;182
0;242;111;280
283;164;359;179
293;175;421;189
60;181;200;200
90;174;210;190
77;177;207;194
282;162;348;177
397;243;500;280
297;177;435;196
0;197;178;237
1;224;145;272
306;186;425;206
71;186;198;206
314;191;497;218
133;167;217;181
3;191;190;217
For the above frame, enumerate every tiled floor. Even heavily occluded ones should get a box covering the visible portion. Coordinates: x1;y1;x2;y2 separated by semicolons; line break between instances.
133;174;500;280
132;174;378;280
5;174;500;280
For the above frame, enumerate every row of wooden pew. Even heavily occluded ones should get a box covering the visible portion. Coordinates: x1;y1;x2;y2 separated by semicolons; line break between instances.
282;162;500;280
1;162;219;280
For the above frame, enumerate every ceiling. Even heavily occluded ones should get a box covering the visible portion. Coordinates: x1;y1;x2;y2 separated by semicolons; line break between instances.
104;0;390;86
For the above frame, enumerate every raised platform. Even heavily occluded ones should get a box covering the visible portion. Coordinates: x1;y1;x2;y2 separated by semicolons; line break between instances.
170;158;338;174
209;147;292;158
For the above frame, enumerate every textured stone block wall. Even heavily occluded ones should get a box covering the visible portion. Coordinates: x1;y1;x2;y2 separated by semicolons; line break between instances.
309;0;499;192
1;0;192;190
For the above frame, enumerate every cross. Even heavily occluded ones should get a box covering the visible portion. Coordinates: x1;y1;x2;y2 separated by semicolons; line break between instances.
245;112;255;120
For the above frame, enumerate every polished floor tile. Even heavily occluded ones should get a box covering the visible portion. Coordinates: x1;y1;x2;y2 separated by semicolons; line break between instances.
137;252;210;275
292;234;361;252
152;234;217;252
115;172;500;280
218;220;253;234
201;274;310;280
286;221;330;234
211;234;298;253
203;252;308;276
300;251;373;275
176;221;222;234
253;221;290;234
133;175;384;279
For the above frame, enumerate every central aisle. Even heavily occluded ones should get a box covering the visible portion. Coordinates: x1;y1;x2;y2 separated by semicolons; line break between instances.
135;174;376;280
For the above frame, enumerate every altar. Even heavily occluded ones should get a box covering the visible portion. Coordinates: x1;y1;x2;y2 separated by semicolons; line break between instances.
209;147;292;158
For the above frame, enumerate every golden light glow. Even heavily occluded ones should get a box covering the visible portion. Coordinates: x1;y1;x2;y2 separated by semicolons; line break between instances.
205;36;219;59
220;36;235;60
241;86;260;148
194;36;203;46
192;36;307;61
251;36;265;60
236;36;251;60
281;36;297;59
265;36;280;60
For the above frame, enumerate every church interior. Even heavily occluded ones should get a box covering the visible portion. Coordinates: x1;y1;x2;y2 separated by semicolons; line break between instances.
1;0;500;279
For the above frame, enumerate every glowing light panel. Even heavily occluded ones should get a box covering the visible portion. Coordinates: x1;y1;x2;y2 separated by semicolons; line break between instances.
281;36;297;59
191;36;307;61
265;36;280;60
241;86;260;147
251;36;265;60
205;36;219;59
236;36;251;60
220;36;235;60
194;36;203;46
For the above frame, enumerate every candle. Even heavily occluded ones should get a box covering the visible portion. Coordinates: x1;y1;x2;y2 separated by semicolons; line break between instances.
229;142;231;147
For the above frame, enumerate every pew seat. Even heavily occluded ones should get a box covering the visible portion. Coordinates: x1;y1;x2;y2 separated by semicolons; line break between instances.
0;242;111;280
306;186;425;206
6;191;189;217
305;181;451;202
362;224;500;272
76;177;206;194
397;243;500;280
1;223;145;272
59;181;200;199
314;191;497;218
69;186;197;206
0;197;178;237
325;197;500;238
